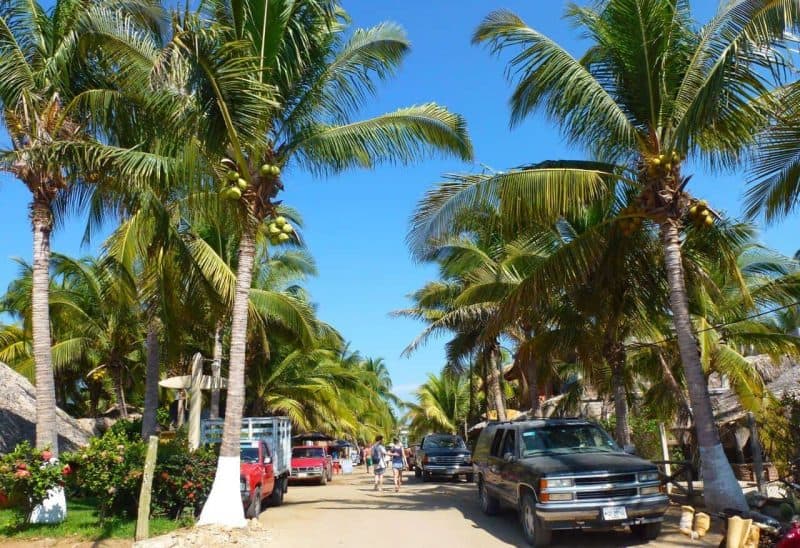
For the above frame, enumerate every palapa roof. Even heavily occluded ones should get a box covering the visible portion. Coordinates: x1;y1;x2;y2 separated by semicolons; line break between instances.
712;355;800;425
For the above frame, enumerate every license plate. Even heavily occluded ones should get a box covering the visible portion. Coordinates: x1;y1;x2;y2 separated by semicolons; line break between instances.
296;473;307;478
602;507;627;521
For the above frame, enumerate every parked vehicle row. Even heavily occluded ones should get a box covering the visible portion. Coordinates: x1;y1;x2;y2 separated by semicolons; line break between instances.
414;433;474;483
290;445;333;485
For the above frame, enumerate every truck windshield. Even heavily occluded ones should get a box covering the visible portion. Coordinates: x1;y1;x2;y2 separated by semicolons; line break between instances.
425;435;466;449
293;447;325;458
521;425;619;456
241;447;260;463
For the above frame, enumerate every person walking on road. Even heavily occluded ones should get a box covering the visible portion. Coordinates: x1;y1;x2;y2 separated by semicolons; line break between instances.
389;438;408;492
364;444;372;474
371;435;387;492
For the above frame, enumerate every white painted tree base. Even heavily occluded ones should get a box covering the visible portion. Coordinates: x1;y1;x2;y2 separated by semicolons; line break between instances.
699;444;748;512
29;486;66;524
197;456;246;527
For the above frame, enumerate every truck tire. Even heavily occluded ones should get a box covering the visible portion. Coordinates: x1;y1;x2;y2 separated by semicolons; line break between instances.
520;492;551;547
246;487;262;518
269;477;285;507
478;478;499;516
320;472;327;485
631;521;662;541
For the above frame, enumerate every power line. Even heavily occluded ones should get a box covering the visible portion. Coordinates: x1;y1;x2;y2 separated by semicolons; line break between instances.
631;300;800;349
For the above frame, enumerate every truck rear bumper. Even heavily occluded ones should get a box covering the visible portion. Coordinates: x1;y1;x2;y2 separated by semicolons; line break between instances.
536;495;669;530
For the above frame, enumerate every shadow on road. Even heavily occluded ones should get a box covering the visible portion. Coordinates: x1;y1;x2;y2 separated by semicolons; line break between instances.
279;474;708;547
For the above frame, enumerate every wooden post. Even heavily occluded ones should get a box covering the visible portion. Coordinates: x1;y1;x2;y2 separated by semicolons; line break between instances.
658;423;672;495
747;412;767;495
135;436;159;541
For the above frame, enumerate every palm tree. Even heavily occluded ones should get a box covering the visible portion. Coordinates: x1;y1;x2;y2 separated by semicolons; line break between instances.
409;1;798;510
0;0;165;456
406;370;468;439
143;1;472;525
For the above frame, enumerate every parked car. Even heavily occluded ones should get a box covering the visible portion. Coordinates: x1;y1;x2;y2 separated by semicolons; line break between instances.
415;433;474;482
202;416;292;519
472;418;668;546
290;445;333;485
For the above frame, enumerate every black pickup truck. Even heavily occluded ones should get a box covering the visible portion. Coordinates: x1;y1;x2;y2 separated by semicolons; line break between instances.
414;433;474;482
472;419;668;546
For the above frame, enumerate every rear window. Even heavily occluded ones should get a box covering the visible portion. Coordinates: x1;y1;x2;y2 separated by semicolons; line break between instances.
241;447;260;463
293;447;325;458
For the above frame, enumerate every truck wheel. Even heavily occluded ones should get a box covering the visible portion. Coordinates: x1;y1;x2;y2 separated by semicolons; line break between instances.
478;478;499;516
414;467;421;478
520;492;550;547
466;473;475;483
246;487;262;518
320;473;327;486
269;478;285;507
631;522;662;541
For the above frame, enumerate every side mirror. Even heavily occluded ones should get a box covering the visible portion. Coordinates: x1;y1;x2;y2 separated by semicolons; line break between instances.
623;444;636;455
264;456;272;464
503;452;516;463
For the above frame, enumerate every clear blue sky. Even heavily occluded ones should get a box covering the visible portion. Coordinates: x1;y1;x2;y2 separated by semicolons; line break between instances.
1;1;799;404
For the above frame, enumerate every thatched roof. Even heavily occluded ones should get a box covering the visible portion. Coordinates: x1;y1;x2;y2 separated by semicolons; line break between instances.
713;355;800;425
0;362;92;454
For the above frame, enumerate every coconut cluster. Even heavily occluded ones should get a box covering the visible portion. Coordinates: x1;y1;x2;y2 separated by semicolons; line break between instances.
646;151;681;177
618;206;644;237
688;200;714;228
267;216;293;245
218;160;282;202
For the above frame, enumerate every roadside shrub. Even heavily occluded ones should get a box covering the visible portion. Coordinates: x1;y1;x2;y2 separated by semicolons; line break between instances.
0;441;71;526
761;394;800;478
600;416;665;462
152;431;218;518
65;422;146;518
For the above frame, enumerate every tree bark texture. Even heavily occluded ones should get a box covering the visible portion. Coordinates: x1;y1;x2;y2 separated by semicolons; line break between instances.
141;322;160;439
486;343;506;421
661;221;746;511
113;363;129;420
218;226;256;457
210;322;223;419
31;200;59;456
609;349;631;447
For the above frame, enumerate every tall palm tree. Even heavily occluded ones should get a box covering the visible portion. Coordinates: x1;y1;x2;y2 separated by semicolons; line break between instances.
410;1;798;510
0;0;164;456
405;370;468;439
143;1;472;525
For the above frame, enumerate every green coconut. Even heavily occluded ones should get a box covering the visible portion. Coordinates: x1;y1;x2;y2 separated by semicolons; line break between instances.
226;170;239;182
237;178;248;190
278;233;291;242
270;165;281;177
274;216;287;227
282;224;294;234
268;224;281;235
260;164;271;177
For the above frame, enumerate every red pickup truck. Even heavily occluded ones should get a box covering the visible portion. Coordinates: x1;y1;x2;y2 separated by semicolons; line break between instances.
240;440;287;517
290;446;333;485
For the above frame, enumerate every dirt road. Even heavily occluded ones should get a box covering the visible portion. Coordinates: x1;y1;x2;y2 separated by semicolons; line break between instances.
261;469;723;547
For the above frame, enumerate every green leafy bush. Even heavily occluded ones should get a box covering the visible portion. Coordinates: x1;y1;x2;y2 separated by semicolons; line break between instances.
64;423;146;518
0;442;71;526
152;433;217;518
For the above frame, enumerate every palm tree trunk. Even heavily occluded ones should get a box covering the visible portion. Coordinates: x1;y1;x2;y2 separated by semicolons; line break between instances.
486;344;506;421
608;348;631;447
527;359;540;417
141;322;160;439
113;363;129;420
210;322;223;419
661;221;746;511
199;225;256;527
31;200;59;457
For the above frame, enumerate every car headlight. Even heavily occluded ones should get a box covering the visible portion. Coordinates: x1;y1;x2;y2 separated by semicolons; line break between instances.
429;456;438;463
313;466;322;471
638;471;660;482
539;477;574;489
240;479;247;492
462;455;472;464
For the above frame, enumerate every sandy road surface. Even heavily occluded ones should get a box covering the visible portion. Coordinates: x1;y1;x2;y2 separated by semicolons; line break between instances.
261;469;723;547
